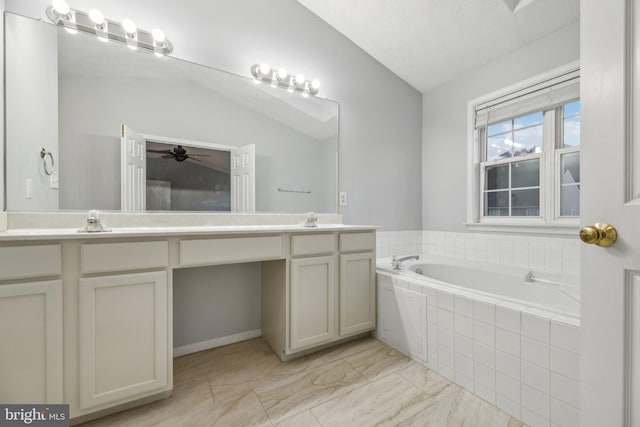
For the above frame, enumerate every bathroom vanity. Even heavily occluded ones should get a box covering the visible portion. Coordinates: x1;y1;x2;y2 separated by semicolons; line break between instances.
0;214;376;422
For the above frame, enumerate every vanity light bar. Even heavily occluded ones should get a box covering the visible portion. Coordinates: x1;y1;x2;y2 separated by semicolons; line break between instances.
251;64;321;97
46;1;173;56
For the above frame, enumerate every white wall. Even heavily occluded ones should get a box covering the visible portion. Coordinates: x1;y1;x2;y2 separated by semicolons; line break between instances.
421;22;580;232
5;13;59;210
5;0;423;230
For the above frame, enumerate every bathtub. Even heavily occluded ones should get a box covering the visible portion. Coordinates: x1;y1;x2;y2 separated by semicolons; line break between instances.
375;255;581;425
402;261;579;317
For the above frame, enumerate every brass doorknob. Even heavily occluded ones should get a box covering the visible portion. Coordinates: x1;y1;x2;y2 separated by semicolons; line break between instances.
579;223;617;247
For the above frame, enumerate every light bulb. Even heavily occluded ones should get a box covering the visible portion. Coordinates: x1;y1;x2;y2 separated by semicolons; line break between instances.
311;80;321;90
97;35;109;42
65;27;78;35
52;0;70;15
152;29;166;43
259;64;271;76
302;92;309;98
128;44;138;50
277;68;288;80
295;74;305;85
154;52;164;58
88;9;105;26
122;19;137;35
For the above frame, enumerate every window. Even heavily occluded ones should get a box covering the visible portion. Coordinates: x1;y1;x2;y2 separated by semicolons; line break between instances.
467;65;580;233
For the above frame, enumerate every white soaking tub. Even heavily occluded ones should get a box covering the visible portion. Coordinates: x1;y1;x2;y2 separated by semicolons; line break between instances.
375;256;581;426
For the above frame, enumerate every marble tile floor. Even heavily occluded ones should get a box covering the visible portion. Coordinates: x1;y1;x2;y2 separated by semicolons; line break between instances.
81;337;524;427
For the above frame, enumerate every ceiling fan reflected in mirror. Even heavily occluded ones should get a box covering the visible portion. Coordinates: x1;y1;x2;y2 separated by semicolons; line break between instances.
146;145;210;162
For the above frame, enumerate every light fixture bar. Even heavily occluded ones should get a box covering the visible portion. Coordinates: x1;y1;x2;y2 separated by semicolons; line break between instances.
251;64;321;96
46;5;173;55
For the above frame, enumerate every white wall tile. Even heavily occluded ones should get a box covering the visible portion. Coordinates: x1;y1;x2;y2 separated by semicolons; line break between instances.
522;360;550;393
496;328;521;357
454;313;473;338
438;362;454;381
437;308;454;330
474;320;495;346
522;313;550;343
550;321;579;353
455;334;473;357
522;384;550;419
438;345;454;367
474;341;495;369
550;373;579;408
522;408;551;427
550;397;579;427
496;306;521;334
550;347;579;381
474;300;496;325
496;350;520;380
427;323;438;343
474;382;496;405
454;295;473;317
421;286;437;303
428;340;438;361
496;373;521;404
438;326;454;349
455;371;474;392
437;291;454;311
522;337;550;369
474;361;496;390
427;304;437;323
455;352;474;379
497;394;521;420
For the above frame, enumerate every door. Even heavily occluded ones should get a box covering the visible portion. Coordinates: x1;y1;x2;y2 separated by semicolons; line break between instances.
339;252;376;336
79;271;168;409
289;256;337;351
0;280;63;404
231;144;256;212
121;124;146;211
581;0;640;425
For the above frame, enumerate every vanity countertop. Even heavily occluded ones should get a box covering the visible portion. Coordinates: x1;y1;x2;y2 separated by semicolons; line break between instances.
0;224;378;241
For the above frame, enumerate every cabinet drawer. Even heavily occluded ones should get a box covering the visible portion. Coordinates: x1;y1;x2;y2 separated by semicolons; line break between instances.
180;236;282;266
291;234;335;257
81;241;168;274
339;232;376;252
0;245;61;280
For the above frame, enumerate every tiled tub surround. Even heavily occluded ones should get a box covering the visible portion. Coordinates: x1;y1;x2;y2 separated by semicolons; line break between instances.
376;230;580;280
375;261;580;427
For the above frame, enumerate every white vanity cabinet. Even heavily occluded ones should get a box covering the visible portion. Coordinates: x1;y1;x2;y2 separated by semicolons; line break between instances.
289;255;337;350
0;245;63;404
339;233;376;337
288;234;338;351
77;241;170;411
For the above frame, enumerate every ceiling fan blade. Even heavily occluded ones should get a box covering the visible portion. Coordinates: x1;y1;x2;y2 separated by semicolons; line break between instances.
188;156;202;162
187;154;211;157
147;149;173;154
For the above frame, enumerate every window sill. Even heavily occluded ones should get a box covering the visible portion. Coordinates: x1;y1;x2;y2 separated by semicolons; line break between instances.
465;221;579;236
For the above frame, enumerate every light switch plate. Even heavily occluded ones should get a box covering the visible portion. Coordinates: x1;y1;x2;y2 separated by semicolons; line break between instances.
339;192;348;206
50;172;59;189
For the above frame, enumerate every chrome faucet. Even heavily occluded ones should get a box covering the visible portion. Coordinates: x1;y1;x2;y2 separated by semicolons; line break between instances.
81;210;111;233
303;212;318;227
391;254;420;270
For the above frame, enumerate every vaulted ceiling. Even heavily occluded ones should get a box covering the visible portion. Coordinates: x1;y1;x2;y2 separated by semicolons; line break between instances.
297;0;580;93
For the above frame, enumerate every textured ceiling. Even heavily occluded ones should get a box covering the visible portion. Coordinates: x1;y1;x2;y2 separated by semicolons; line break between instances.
297;0;579;93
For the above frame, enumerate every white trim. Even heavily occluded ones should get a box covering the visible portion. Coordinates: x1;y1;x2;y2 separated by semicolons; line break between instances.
142;133;236;153
0;212;6;231
172;329;262;357
466;61;580;234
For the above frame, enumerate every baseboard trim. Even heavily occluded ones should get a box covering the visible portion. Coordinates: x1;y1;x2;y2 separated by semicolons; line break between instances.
173;329;262;357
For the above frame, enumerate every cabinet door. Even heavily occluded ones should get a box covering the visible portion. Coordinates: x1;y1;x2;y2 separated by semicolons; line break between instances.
290;256;337;351
0;280;63;403
339;252;376;336
79;271;168;409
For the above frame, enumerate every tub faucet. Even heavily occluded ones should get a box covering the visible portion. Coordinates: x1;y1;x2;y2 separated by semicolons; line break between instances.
391;254;420;270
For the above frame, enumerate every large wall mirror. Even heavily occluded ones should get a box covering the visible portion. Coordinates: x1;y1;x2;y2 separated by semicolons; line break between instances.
4;13;339;213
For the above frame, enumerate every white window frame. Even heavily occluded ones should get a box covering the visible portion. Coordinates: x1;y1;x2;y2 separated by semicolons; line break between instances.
466;61;580;235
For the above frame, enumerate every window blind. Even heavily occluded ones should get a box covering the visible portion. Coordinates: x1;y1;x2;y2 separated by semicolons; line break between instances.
475;69;580;127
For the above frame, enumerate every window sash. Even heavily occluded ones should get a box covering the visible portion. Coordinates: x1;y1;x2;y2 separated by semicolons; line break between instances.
475;70;579;127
